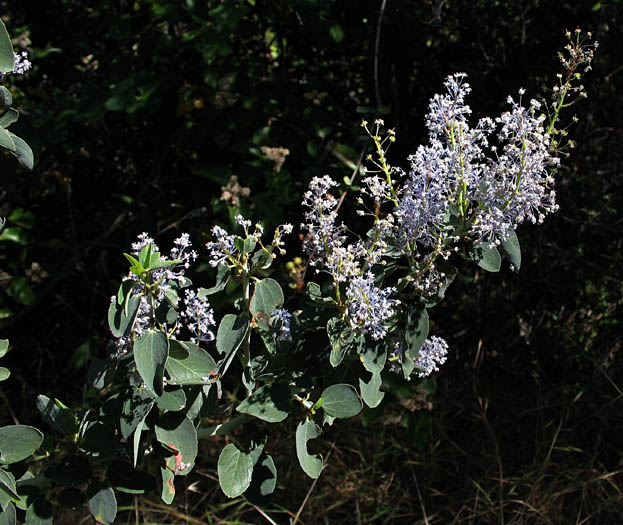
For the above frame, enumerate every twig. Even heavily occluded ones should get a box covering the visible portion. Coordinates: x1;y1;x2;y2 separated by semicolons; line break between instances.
409;464;429;524
291;441;337;525
253;503;279;525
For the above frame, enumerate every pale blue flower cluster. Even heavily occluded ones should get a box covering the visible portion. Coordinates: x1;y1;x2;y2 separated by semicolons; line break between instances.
397;73;558;248
414;336;448;377
302;176;400;339
181;290;215;343
12;51;31;75
346;272;398;340
207;225;237;267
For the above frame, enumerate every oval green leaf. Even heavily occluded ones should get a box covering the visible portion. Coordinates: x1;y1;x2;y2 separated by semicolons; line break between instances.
236;383;292;423
108;293;140;337
154;413;197;476
250;278;283;323
217;443;253;498
8;134;33;171
216;313;248;356
469;243;501;272
357;339;387;373
501;230;521;271
0;128;15;153
0;21;14;74
166;344;216;385
0;109;18;129
36;395;78;435
0;502;16;525
134;330;169;396
87;483;117;525
320;384;363;419
155;387;186;412
0;426;43;464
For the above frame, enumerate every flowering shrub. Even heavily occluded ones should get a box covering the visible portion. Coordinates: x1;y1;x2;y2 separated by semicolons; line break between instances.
0;22;596;522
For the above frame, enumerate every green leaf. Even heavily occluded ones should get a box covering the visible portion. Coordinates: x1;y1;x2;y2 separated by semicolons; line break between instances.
107;461;156;494
306;282;334;304
155;387;187;412
134;330;169;396
154;413;198;476
133;413;148;468
250;278;283;324
123;253;141;269
36;395;78;435
108;292;140;337
25;498;52;525
217;443;253;498
166;344;216;385
6;277;34;305
327;317;360;367
469;243;501;272
87;483;117;524
160;464;175;504
0;502;16;525
203;263;230;295
87;357;117;390
359;372;385;408
168;339;190;359
404;307;429;360
119;390;154;439
295;420;323;479
0;109;18;129
8;134;33;171
236;383;292;423
0;341;7;359
357;339;387;373
0;21;14;74
501;230;521;271
245;454;277;505
0;469;19;508
216;313;248;356
0;88;12;110
0;426;43;464
138;244;153;268
0;369;9;382
320;384;363;419
0;227;27;245
235;237;256;254
0;128;15;153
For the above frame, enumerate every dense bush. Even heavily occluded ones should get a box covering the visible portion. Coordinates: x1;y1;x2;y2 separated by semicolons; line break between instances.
0;1;622;522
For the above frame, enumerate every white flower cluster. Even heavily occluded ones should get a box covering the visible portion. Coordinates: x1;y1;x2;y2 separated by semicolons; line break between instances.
302;176;399;339
112;233;212;356
12;51;32;75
